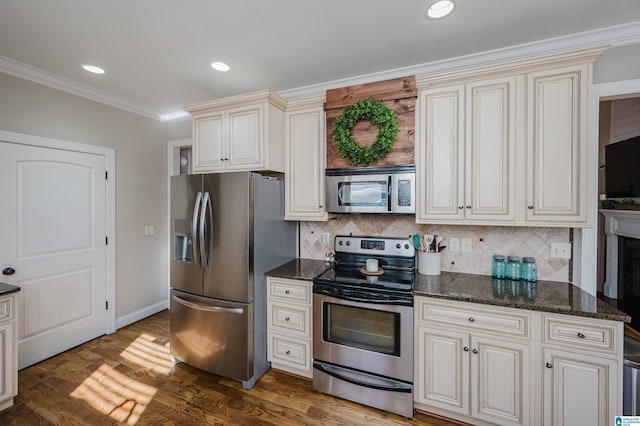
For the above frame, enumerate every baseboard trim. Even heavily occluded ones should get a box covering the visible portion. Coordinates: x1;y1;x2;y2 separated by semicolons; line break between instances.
115;300;168;330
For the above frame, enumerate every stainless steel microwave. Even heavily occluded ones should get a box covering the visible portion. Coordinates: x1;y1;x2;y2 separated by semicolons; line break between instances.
325;165;415;214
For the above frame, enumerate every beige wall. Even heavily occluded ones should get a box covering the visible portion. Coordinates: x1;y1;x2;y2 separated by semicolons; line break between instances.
0;72;168;320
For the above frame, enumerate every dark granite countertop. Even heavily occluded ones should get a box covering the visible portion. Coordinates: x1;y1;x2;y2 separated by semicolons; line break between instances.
415;271;630;323
266;258;332;281
266;259;629;323
0;282;21;296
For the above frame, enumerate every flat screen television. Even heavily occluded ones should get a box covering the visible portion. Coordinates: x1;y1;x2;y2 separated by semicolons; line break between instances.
606;135;640;198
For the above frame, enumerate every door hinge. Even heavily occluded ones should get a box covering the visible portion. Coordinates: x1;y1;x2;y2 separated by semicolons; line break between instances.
105;236;108;245
106;301;109;310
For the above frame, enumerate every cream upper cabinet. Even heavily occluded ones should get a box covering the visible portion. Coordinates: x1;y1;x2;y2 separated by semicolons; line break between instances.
0;294;17;412
187;90;286;174
284;96;330;221
417;76;518;224
525;64;589;225
415;47;603;227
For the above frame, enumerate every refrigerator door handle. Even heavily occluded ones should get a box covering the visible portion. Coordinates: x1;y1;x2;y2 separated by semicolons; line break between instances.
200;192;213;272
172;294;244;315
192;191;203;272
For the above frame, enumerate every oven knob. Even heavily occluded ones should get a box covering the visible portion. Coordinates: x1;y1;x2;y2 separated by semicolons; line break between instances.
346;241;351;246
338;241;343;246
404;243;410;249
396;243;401;249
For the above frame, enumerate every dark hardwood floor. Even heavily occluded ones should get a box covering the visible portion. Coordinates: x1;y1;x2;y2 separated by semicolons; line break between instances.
0;310;462;425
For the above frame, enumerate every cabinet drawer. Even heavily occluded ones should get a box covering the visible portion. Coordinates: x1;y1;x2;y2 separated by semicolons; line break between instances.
543;315;619;354
268;302;311;337
0;297;13;322
268;334;312;374
417;297;530;338
268;278;311;304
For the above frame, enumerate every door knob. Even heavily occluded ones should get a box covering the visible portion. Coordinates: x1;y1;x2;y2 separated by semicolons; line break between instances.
2;267;15;276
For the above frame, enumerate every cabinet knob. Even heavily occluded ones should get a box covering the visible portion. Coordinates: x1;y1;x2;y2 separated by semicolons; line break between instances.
463;346;469;352
472;348;478;354
2;267;15;276
546;362;553;368
224;158;229;161
284;290;290;294
528;205;534;210
319;205;323;208
468;317;475;322
285;317;290;322
466;205;471;209
286;350;291;355
577;332;585;339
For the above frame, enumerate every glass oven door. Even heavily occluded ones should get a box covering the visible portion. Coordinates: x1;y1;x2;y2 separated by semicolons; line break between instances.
313;293;413;382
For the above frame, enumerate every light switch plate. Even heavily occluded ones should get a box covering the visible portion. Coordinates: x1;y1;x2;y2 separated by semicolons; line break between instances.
449;238;460;252
144;225;155;236
461;238;472;253
550;242;572;259
322;232;330;244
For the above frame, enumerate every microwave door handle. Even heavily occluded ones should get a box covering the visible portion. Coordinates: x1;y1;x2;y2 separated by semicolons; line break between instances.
387;176;392;212
192;192;203;272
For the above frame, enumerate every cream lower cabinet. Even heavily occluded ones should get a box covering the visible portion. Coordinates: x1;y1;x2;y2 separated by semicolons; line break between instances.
415;297;532;426
541;314;622;426
266;277;313;378
187;90;287;173
284;96;330;221
0;295;17;412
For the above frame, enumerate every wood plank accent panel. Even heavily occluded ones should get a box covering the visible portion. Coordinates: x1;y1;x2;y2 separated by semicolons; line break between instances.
325;77;417;169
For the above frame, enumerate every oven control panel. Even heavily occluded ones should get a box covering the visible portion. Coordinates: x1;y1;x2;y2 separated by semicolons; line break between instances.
334;235;415;258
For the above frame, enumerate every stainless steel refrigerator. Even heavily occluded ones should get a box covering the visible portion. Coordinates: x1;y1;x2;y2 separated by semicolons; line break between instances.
170;172;296;389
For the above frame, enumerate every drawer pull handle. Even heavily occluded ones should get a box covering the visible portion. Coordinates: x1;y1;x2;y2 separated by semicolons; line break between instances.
577;332;585;339
458;206;464;210
546;362;553;368
468;317;475;322
463;346;469;352
528;205;534;210
286;350;291;355
472;348;478;354
285;317;290;322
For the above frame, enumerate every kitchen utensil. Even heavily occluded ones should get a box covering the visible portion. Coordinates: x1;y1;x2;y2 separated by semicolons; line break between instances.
412;234;422;251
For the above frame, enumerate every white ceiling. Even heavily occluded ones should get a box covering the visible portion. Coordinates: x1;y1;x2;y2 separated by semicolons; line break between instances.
1;0;640;121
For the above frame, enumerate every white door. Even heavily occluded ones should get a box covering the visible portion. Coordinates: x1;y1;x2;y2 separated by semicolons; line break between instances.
0;141;107;369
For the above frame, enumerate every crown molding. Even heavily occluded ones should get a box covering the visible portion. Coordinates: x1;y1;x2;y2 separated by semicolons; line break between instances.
0;55;162;121
279;21;640;99
2;21;639;119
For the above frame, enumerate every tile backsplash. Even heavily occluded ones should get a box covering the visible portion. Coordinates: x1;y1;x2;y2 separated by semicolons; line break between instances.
300;215;570;282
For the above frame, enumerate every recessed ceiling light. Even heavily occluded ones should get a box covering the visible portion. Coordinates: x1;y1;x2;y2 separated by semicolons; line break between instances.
82;64;105;74
211;62;230;72
426;0;455;19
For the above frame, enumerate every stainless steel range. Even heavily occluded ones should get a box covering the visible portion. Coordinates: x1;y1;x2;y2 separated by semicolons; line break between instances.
313;235;415;418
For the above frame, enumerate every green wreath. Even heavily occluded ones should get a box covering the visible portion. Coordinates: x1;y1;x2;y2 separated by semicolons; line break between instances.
332;98;399;166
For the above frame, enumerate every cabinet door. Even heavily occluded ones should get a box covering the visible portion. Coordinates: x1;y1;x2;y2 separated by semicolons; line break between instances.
415;326;469;415
227;104;263;169
0;321;14;408
284;104;327;220
417;86;465;222
471;336;530;426
543;347;617;426
465;77;517;222
526;65;589;224
193;112;225;172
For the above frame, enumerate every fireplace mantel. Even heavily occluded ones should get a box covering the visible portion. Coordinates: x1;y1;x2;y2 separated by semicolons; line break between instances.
600;209;640;298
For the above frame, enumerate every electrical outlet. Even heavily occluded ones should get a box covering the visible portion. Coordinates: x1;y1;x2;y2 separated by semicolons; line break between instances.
322;232;330;244
550;242;572;259
461;237;472;253
449;238;460;252
144;225;155;236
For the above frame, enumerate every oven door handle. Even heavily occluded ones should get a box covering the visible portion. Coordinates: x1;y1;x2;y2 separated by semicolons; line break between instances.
314;362;412;393
313;287;411;306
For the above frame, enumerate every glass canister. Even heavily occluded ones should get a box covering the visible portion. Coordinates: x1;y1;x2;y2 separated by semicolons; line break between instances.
492;255;506;279
506;256;521;280
521;257;537;282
